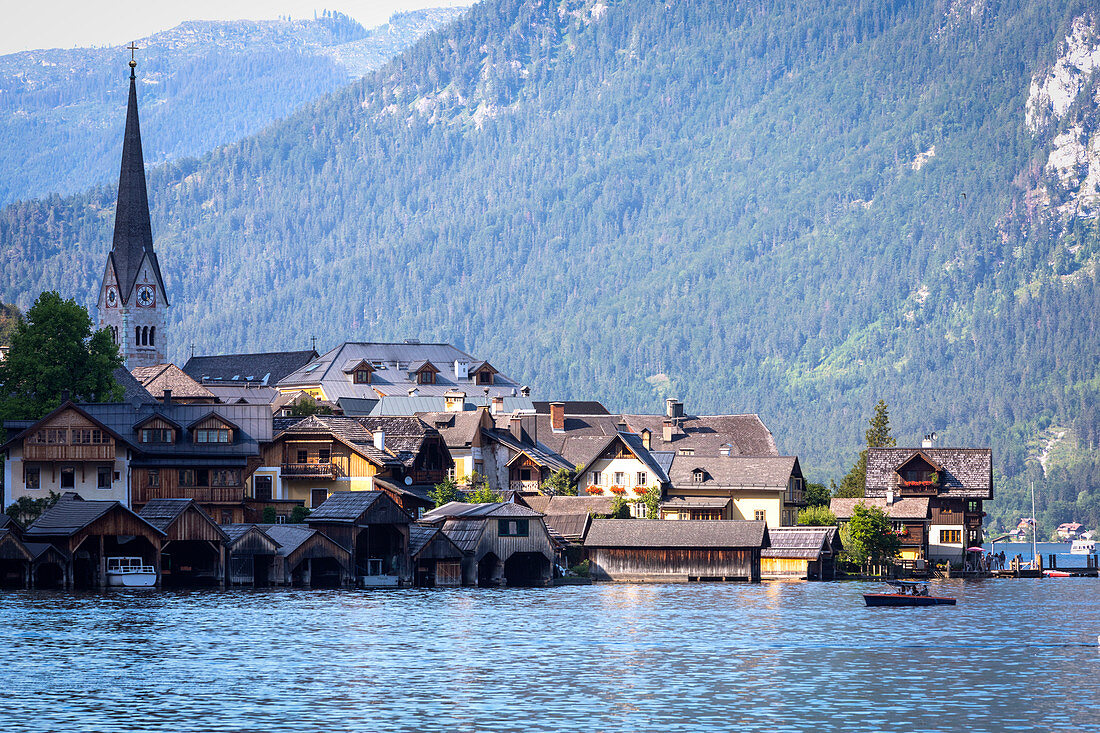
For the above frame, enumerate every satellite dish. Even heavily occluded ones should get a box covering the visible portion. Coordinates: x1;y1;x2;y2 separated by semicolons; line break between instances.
404;476;413;486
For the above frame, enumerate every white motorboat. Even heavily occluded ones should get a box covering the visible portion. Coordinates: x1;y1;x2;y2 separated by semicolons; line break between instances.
106;557;158;587
1070;539;1095;555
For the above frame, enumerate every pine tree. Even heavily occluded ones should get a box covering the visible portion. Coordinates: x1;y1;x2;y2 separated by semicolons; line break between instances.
835;399;896;498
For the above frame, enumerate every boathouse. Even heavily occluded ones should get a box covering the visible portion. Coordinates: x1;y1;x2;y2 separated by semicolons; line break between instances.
408;524;465;587
222;524;281;586
306;491;412;585
261;524;352;587
24;493;166;588
584;519;769;582
0;515;33;588
420;502;555;586
138;499;229;586
760;526;842;580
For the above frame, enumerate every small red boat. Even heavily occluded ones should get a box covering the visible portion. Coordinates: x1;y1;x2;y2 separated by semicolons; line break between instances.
864;581;956;607
1043;570;1073;577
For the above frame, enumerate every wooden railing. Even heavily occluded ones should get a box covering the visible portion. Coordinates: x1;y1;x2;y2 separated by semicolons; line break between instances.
510;480;541;492
135;485;245;504
281;463;338;479
933;510;963;524
24;444;115;461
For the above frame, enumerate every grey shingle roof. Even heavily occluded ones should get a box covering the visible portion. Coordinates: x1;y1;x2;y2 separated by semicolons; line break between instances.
584;519;769;549
865;448;993;499
276;415;397;465
183;350;319;386
440;519;484;552
137;498;191;530
306;491;385;523
830;497;930;521
532;401;610;415
258;524;318;557
543;513;591;542
220;524;279;547
668;455;799;488
622;413;779;456
131;364;215;400
416;411;485;448
761;526;841;559
421;501;544;523
26;495;164;538
113;366;158;405
408;525;440;556
517;495;615;515
659;497;732;509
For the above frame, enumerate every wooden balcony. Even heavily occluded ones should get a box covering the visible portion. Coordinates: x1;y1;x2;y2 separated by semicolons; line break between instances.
23;444;115;462
932;510;963;524
510;480;541;492
413;470;445;485
135;485;245;504
898;526;926;546
281;463;337;479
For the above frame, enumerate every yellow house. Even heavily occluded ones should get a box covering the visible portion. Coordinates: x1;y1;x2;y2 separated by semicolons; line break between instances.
662;455;805;527
416;407;495;483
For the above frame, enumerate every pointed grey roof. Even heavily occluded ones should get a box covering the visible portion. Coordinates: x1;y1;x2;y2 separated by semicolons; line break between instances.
110;63;166;305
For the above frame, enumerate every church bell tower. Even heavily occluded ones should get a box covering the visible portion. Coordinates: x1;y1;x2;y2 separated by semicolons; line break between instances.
97;46;169;369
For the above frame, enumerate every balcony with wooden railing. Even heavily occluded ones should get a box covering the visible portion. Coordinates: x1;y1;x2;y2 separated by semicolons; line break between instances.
23;443;115;462
281;462;339;479
894;476;939;495
134;485;245;504
932;508;963;524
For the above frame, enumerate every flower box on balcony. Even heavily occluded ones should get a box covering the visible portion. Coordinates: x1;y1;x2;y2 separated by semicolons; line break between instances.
633;486;648;495
609;486;626;495
586;486;604;495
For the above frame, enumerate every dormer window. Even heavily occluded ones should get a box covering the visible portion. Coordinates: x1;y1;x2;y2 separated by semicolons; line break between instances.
195;428;230;443
476;370;493;385
418;371;435;385
692;468;705;483
141;428;174;444
354;368;371;384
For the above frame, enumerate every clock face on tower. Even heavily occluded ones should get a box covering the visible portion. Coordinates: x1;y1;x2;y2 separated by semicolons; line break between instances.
106;286;118;308
136;285;155;307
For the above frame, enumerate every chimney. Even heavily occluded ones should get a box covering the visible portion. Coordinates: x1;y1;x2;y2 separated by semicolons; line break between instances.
550;402;565;432
663;418;674;443
373;429;385;451
163;388;172;406
491;395;505;415
666;397;683;419
510;414;524;443
922;432;937;449
444;390;465;412
454;360;469;379
886;488;896;505
616;420;628;433
520;385;530;397
719;444;732;457
408;387;419;398
641;429;651;450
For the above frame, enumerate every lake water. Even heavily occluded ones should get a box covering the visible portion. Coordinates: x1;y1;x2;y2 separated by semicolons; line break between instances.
1;581;1098;733
984;541;1096;568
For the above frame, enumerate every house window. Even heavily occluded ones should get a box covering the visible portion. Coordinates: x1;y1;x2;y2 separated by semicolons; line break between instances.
678;448;694;456
940;529;961;544
498;519;529;537
195;428;230;443
446;466;457;481
97;466;112;489
24;465;40;490
141;428;173;443
195;470;210;487
692;469;704;483
613;472;626;486
72;429;107;445
755;510;766;521
590;471;602;486
318;448;331;464
476;370;492;385
254;476;273;501
297;450;308;464
636;471;647;487
520;468;532;482
354;369;371;384
311;489;329;508
60;466;75;489
631;502;648;518
221;511;233;524
417;370;435;385
148;469;160;488
967;501;980;513
32;429;68;445
178;469;195;486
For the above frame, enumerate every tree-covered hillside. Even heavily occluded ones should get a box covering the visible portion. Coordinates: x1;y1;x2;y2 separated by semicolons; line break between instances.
2;0;1100;531
0;8;467;206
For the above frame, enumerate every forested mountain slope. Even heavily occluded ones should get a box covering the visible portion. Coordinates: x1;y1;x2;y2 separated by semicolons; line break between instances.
3;0;1100;531
0;8;466;205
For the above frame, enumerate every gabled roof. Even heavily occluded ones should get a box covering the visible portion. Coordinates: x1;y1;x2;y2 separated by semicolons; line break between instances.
761;526;842;559
275;415;397;466
420;501;544;523
220;524;281;551
113;366;158;405
830;497;930;521
895;450;944;473
132;412;183;431
138;499;230;542
542;513;591;542
574;431;670;484
185;410;240;432
131;364;215;400
667;455;799;488
440;519;485;553
516;495;615;516
25;494;165;538
408;524;465;558
584;519;770;549
416;410;486;448
306;491;411;525
0;400;133;452
183;350;319;386
865;448;993;499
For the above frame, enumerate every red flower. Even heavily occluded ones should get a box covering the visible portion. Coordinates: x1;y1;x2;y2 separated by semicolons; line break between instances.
633;486;648;495
609;486;626;495
586;486;603;495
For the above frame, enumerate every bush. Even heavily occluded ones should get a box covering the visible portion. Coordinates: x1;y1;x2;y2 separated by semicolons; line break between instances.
261;506;277;523
798;505;837;526
289;505;310;523
569;559;590;577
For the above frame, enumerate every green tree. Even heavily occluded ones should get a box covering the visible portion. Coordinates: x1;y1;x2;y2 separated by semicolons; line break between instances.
289;505;311;523
0;292;122;423
642;485;662;519
798;505;837;526
609;496;631;518
429;476;461;507
5;491;60;527
465;481;503;504
0;303;20;347
843;502;900;566
261;506;278;523
543;468;577;496
836;399;897;498
288;395;332;417
805;482;830;507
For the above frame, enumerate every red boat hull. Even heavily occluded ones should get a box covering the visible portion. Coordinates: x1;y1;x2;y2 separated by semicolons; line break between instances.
863;593;956;606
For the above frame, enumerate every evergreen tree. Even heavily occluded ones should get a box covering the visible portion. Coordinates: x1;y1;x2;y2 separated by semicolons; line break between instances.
543;468;577;496
0;291;122;424
836;400;896;498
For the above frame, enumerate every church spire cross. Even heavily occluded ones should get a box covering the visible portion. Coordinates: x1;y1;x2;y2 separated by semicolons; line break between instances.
127;42;138;76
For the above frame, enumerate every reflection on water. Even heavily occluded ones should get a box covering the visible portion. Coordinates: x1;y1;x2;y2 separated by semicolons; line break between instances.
1;580;1097;732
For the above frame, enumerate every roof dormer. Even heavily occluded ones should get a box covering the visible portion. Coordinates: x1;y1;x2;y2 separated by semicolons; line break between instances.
187;412;239;445
471;361;497;386
411;361;440;385
342;358;374;385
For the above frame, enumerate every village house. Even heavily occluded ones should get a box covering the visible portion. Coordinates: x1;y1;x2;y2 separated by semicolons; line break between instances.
419;501;556;586
622;398;779;457
863;445;993;564
584;519;769;582
274;341;526;404
131;364;217;404
662;454;805;525
830;496;931;566
416;403;496;482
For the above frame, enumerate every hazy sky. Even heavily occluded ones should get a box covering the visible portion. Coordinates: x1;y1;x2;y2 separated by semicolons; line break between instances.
2;1;474;56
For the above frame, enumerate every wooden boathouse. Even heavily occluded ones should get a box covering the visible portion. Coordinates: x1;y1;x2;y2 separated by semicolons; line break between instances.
222;524;281;586
139;499;229;586
261;524;352;587
584;519;769;582
760;526;842;580
408;524;465;587
305;491;413;586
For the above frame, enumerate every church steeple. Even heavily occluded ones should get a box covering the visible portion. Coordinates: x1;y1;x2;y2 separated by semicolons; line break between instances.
97;47;170;369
